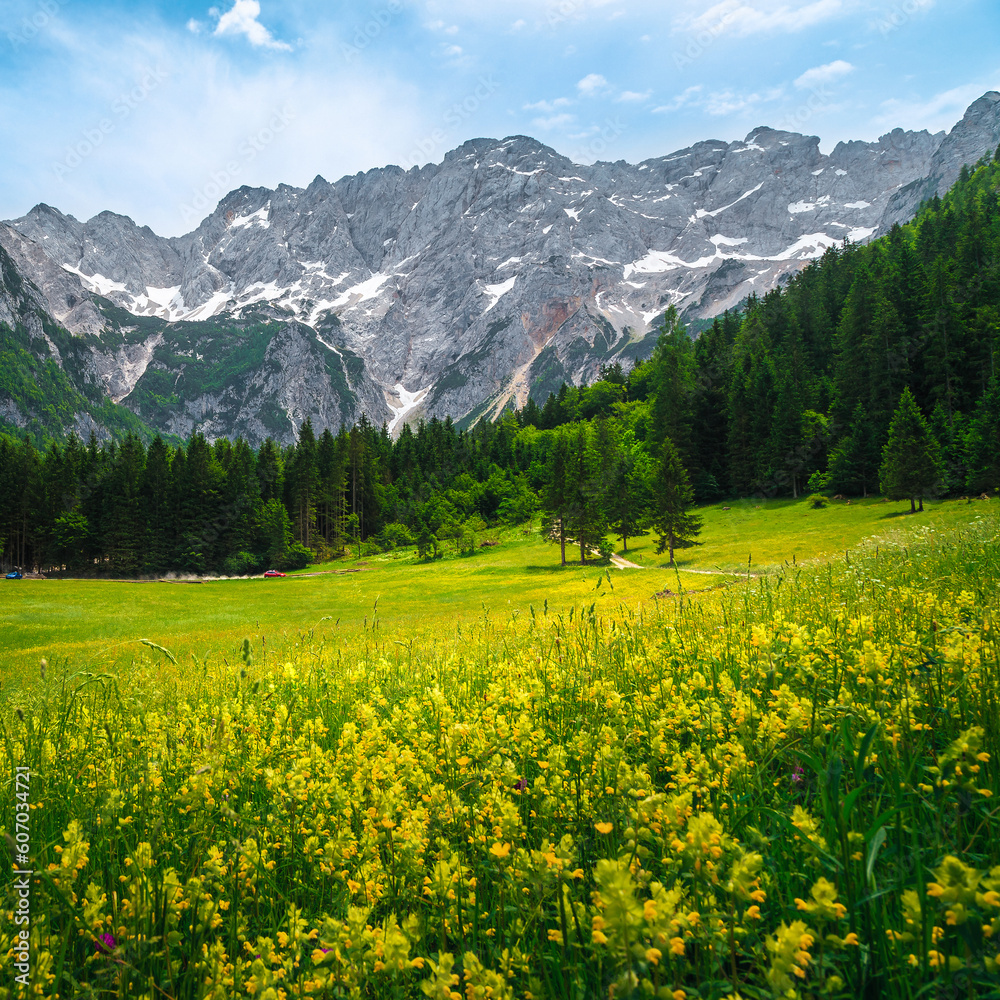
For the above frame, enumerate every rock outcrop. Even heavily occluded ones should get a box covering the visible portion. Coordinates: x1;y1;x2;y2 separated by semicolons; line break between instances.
3;92;999;441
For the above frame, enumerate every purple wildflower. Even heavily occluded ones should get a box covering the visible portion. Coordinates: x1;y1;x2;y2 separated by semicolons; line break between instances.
515;777;528;792
791;766;805;784
95;933;115;954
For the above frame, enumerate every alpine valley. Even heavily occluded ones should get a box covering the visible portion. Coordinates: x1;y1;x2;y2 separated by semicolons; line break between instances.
2;91;999;445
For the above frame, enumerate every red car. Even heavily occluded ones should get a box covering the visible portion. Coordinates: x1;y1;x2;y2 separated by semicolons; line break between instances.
263;569;286;578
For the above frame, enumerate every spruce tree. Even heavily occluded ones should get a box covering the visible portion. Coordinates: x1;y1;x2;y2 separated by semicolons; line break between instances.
605;446;649;554
649;436;702;564
827;403;880;497
964;375;1000;494
563;422;608;564
141;437;173;574
540;426;571;565
879;388;944;512
648;306;697;462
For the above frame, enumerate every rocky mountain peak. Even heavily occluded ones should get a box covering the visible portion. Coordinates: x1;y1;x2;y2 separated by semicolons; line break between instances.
3;92;1000;444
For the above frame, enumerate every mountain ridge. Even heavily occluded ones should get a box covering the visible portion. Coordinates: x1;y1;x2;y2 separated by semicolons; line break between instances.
2;92;999;444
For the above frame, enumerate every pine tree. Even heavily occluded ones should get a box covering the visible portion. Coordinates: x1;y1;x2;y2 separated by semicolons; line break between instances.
605;443;649;554
102;433;146;575
540;426;571;565
765;370;806;497
929;402;966;495
964;375;1000;494
141;437;173;574
649;436;702;564
286;418;318;549
727;309;777;495
563;422;608;564
648;306;697;461
691;316;732;498
879;388;944;512
827;403;880;497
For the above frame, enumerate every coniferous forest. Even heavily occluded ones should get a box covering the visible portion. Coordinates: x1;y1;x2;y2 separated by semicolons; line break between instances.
2;151;1000;577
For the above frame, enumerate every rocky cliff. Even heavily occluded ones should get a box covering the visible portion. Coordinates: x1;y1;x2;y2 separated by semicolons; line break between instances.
3;92;999;444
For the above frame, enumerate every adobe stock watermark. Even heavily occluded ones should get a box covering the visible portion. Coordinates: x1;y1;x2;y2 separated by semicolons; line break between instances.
6;0;65;47
776;85;834;133
546;0;581;28
340;0;402;62
11;766;33;988
52;66;169;181
400;76;499;170
672;9;739;71
178;106;296;226
569;117;627;164
877;0;934;36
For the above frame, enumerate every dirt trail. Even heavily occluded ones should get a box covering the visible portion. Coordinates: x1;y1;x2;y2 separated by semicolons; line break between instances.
608;557;761;577
609;553;643;569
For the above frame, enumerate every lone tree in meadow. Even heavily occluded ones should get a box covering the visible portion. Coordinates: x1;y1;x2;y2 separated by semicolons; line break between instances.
649;436;702;564
879;387;944;513
540;426;571;565
606;447;649;553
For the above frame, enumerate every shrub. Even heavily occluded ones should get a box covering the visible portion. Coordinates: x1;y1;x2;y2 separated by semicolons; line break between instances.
416;526;439;560
807;470;830;493
377;522;415;550
275;542;311;571
808;493;828;508
221;551;262;577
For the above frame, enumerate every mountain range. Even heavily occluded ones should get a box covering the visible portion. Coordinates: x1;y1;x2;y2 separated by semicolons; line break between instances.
2;91;999;445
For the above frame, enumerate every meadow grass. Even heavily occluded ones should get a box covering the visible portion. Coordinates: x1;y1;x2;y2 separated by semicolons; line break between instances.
0;501;998;999
618;496;984;573
0;524;729;675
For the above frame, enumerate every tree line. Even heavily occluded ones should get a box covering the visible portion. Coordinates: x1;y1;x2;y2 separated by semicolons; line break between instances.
1;150;999;575
0;401;702;575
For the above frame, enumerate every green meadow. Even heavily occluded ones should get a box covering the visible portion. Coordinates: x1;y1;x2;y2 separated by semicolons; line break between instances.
0;521;716;674
617;494;988;571
1;496;999;998
0;496;988;675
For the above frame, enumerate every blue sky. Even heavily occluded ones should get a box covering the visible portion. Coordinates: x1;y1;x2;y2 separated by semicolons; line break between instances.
1;0;997;236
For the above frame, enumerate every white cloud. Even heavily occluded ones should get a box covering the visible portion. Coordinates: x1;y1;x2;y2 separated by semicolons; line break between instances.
532;113;576;130
187;18;203;34
794;59;854;88
577;73;609;97
444;44;463;56
213;1;291;51
704;89;763;115
524;98;572;112
511;18;526;30
652;84;702;113
653;83;784;117
685;0;843;37
427;20;460;34
1;16;438;237
618;90;652;102
874;83;989;134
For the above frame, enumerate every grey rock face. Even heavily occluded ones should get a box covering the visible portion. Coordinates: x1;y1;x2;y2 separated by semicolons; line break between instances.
4;93;1000;438
0;222;105;335
882;91;1000;228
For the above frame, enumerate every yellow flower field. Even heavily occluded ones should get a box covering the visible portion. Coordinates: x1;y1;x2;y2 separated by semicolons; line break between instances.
2;515;999;998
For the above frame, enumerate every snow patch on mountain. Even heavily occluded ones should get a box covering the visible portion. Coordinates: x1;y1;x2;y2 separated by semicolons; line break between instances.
230;205;271;230
482;276;517;313
387;383;431;433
